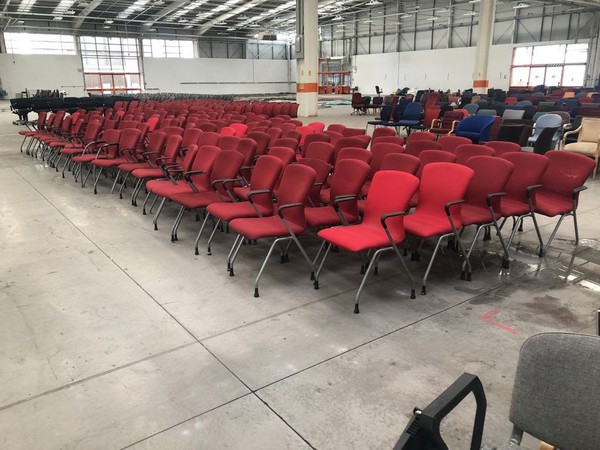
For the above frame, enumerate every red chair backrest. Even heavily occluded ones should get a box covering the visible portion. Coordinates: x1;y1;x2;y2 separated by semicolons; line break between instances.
336;147;372;164
198;123;218;133
188;145;221;190
161;134;184;166
485;141;521;156
406;139;442;156
406;131;436;143
272;138;299;151
334;137;369;160
330;159;371;217
370;142;405;175
268;146;296;166
362;171;420;236
371;127;397;141
372;135;405;147
244;155;284;211
437;135;471;152
218;135;241;151
267;128;283;146
415;163;475;229
297;157;332;205
464;156;514;208
307;121;325;132
236;138;257;166
323;130;344;146
341;127;366;137
327;123;347;133
98;129;121;156
220;126;237;136
145;131;168;164
416;150;457;178
246;131;271;156
539;150;595;196
380;153;420;174
501;152;548;201
303;133;331;151
210;150;245;196
181;128;203;148
276;164;317;227
304;141;335;164
161;126;184;138
454;144;495;165
197;131;220;147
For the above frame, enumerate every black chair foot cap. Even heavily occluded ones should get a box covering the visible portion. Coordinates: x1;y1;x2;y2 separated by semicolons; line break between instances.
254;288;259;298
410;289;416;299
374;267;378;275
154;224;158;230
119;194;123;199
229;270;235;276
207;248;212;256
195;248;199;255
421;286;427;295
460;271;466;280
314;280;319;290
143;209;146;215
93;189;97;195
310;271;315;281
353;304;360;314
467;273;472;282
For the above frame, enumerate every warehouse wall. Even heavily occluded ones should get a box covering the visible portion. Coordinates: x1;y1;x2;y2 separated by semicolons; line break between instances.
353;44;514;95
0;54;86;98
143;57;294;95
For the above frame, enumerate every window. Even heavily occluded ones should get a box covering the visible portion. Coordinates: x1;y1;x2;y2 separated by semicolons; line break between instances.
80;36;142;94
4;32;76;55
510;43;589;88
142;39;195;58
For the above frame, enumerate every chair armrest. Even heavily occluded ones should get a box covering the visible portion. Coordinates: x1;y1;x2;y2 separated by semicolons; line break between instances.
486;192;506;213
449;120;460;134
381;210;409;229
444;199;464;216
183;169;207;182
393;373;486;450
525;184;542;199
247;189;272;202
277;202;304;219
332;194;357;211
431;118;440;129
572;185;587;200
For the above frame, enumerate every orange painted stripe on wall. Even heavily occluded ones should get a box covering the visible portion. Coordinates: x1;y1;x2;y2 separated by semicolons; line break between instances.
296;83;318;93
473;79;489;88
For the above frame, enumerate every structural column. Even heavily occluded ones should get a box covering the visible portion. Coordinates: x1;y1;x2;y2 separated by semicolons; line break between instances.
472;0;496;94
295;0;319;117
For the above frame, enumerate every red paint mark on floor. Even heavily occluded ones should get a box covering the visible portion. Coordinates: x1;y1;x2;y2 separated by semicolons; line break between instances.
479;309;517;334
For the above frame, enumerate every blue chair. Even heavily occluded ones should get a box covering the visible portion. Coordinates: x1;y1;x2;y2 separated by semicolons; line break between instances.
395;102;424;133
455;115;496;143
527;113;563;148
464;103;479;115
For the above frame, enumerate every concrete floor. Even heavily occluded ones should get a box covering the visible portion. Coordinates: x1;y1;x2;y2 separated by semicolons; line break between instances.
0;102;598;449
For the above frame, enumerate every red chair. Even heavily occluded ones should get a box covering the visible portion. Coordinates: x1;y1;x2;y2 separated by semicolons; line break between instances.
72;128;121;187
229;123;248;137
218;135;241;151
59;121;102;178
304;141;335;164
485;141;521;156
160;126;185;137
307;121;325;132
279;122;297;136
406;140;442;156
295;125;316;146
380;153;420;174
198;123;218;133
115;130;168;199
342;127;367;137
371;127;397;144
271;137;299;152
303;132;331;152
306;159;370;230
227;164;317;297
527;150;595;256
144;144;219;227
498;153;549;253
333;136;369;161
132;135;185;208
315;171;420;313
372;135;405;147
246;131;271;157
437;135;471;153
197;131;221;147
266;128;283;147
460;156;515;275
327;123;347;134
297;158;332;207
430;111;465;136
416;150;457;178
336;147;372;164
167;150;245;242
368;142;405;177
200;155;285;255
454;144;495;165
406;131;436;143
404;163;475;295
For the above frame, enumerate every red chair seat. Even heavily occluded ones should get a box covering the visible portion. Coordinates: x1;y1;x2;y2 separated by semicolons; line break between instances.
404;213;456;237
72;154;97;164
534;190;573;217
501;197;530;217
229;215;304;240
170;191;231;208
305;207;359;228
146;179;194;197
318;223;404;253
461;204;494;227
92;157;128;168
207;201;273;221
19;131;37;136
132;168;164;179
60;147;84;156
118;162;148;172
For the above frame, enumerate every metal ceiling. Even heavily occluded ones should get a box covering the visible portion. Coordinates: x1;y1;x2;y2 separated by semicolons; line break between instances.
0;0;598;39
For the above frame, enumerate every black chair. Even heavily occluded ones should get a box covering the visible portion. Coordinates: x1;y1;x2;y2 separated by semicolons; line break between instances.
533;126;560;154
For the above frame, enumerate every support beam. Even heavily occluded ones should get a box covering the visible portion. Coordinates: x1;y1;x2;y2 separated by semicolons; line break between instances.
296;0;319;117
472;0;496;94
143;0;189;27
73;0;102;29
197;0;272;37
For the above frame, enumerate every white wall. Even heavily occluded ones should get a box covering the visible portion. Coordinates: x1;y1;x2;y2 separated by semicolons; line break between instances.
0;54;85;98
143;57;295;94
353;44;514;95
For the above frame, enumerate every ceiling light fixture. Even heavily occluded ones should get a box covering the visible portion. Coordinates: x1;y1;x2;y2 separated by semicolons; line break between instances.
513;2;529;8
366;0;381;5
463;11;477;16
104;19;113;24
332;15;343;20
425;16;439;21
53;16;63;21
399;13;413;19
